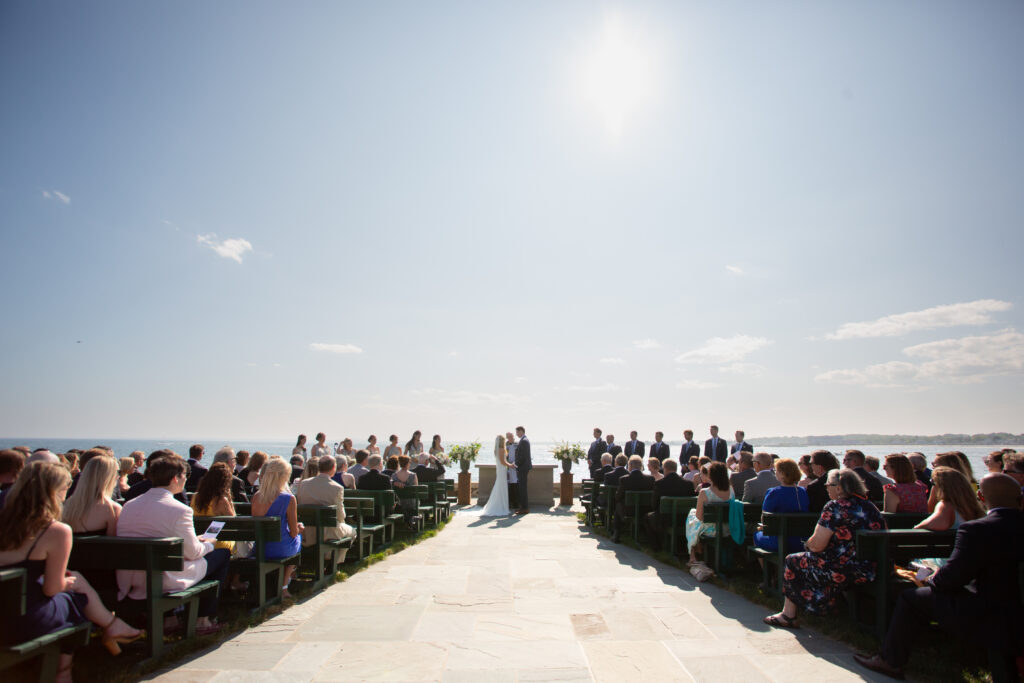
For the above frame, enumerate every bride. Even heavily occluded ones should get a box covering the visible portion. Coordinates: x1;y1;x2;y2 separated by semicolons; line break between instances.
480;434;514;516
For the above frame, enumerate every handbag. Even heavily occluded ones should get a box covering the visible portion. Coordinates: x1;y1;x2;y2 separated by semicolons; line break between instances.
689;561;714;582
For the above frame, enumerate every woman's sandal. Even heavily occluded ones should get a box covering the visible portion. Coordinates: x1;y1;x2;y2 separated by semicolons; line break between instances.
763;613;800;629
101;613;146;655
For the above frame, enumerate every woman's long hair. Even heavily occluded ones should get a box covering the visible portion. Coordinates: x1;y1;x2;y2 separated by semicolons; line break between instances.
254;457;291;506
192;462;235;514
494;435;506;458
0;462;71;551
62;455;117;531
932;466;985;522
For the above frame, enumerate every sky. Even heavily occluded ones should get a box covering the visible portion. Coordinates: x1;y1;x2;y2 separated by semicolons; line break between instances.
1;1;1023;443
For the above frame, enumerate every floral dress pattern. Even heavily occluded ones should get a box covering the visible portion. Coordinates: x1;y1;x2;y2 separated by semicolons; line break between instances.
782;496;885;614
883;480;928;513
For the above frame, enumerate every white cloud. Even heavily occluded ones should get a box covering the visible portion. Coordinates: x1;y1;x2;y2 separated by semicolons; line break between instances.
633;339;661;350
824;299;1012;340
513;376;527;384
42;189;70;204
815;329;1024;386
675;335;772;365
676;379;720;389
725;265;744;275
599;357;625;365
411;388;530;407
309;343;363;354
566;382;619;392
718;362;766;376
197;234;254;263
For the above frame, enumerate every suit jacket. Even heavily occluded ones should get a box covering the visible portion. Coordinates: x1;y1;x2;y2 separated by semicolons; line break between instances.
229;475;249;503
731;441;754;454
607;444;623;457
593;464;614;483
805;473;830;513
929;508;1024;653
587;439;608;471
185;459;208;493
854;466;884;501
615;469;656;505
515;437;532;472
704;438;728;463
127;472;145;487
741;469;780;504
603;466;628;489
624;440;646;457
649;441;671;463
412;464;443;483
295;474;352;545
116;487;214;599
679;440;701;462
730;468;757;499
357;469;393;491
916;468;933;490
653;472;695;509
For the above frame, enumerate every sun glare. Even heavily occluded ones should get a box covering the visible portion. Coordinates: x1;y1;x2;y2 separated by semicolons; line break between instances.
580;13;658;139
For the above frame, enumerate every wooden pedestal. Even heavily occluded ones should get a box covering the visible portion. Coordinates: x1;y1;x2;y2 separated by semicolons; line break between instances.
560;472;574;506
457;472;471;505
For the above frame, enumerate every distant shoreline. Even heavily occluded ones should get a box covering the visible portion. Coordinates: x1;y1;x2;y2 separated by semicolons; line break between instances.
753;433;1023;447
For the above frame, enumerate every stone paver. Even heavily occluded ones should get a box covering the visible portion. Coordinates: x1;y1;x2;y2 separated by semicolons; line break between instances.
148;507;890;682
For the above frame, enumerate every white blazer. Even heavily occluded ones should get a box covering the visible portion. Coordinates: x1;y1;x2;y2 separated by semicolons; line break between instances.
116;487;214;600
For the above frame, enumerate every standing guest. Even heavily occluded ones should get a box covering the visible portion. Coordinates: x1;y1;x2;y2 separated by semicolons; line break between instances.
0;462;143;679
841;450;884;502
907;452;932;490
0;449;27;508
611;456;655;543
805;451;841;513
646;457;664;481
753;458;810;552
348;450;371;483
357;455;393;491
239;451;268;496
730;452;756;498
592;453;614;483
883;454;929;513
650;431;670;464
391;455;419;527
704;425;728;463
404;431;425;458
731;430;753;456
310;433;331;460
366;435;381;455
185;444;208;493
742;452;781;504
587;428;607;474
117;454;230;635
126;451;146;486
513;426;531;515
683;456;701;482
62;456;121;536
764;468;885;629
685;462;733;564
332;455;356;489
429;435;445;458
292;434;307;459
624;431;645;458
605;434;622;457
915;467;985;533
234;450;249;475
645;459;695;552
335;438;356;459
295;456;354;561
412;452;446;483
251;458;303;598
854;474;1024;679
679;430;700;463
211;447;248;503
797;455;815;487
863;455;894;485
383;435;402;460
383;455;399;478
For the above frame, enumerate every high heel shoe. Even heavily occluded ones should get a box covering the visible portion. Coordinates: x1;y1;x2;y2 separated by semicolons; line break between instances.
101;613;145;656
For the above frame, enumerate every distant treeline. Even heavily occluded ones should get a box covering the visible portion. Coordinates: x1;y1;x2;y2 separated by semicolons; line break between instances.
753;433;1024;447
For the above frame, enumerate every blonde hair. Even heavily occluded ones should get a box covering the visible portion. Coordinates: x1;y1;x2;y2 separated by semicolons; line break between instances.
0;462;71;551
62;455;117;531
118;456;135;477
254;457;291;505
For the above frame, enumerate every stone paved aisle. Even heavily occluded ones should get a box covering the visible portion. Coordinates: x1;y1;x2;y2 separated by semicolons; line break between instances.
148;508;889;682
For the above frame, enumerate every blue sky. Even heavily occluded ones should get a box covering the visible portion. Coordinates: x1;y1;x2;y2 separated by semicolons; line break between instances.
2;1;1022;442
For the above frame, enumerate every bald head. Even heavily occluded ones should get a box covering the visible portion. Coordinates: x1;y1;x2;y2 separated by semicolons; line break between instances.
27;449;59;465
980;473;1022;510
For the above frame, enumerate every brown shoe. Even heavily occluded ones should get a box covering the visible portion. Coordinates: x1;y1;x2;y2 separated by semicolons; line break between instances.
853;653;904;680
516;509;529;515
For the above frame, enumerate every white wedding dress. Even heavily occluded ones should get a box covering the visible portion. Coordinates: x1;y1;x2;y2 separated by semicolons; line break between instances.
480;441;511;516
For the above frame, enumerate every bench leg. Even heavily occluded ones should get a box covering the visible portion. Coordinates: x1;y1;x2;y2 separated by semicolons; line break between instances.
182;597;199;641
37;644;60;683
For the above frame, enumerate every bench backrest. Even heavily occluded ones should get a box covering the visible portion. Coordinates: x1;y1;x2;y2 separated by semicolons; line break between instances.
346;491;395;521
760;512;820;537
0;568;26;616
856;529;957;566
881;512;929;529
70;536;187;572
393;484;428;501
192;516;281;544
624;490;654;509
658;496;697;516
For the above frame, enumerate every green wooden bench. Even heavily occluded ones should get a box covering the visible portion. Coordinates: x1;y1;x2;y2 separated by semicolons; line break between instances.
747;512;819;596
580;479;597;526
346;491;397;545
853;528;956;639
68;536;218;660
881;512;929;529
444;478;457;506
657;496;698;556
294;504;352;590
0;568;92;682
192;515;298;612
394;485;433;529
622;490;655;543
700;502;762;574
599;482;617;529
426;481;451;521
342;497;377;559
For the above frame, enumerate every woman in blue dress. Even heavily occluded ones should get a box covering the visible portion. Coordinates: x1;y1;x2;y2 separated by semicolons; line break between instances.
251;457;304;598
754;458;810;553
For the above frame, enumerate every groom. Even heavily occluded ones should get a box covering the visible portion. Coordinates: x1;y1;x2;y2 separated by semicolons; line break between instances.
514;425;531;514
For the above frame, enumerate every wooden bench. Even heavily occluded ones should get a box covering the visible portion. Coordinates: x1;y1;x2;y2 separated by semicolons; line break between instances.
621;490;656;543
426;481;451;521
658;496;698;556
0;568;92;681
700;502;762;574
747;512;819;596
192;515;298;612
347;491;401;545
853;528;957;639
444;478;457;506
342;498;377;559
579;479;596;525
294;504;352;590
68;536;219;660
881;512;929;529
394;485;433;529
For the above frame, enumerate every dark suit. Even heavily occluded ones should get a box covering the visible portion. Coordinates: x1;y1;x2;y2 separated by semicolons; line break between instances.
704;437;728;463
515;436;532;510
357;469;393;491
607;444;623;457
624;440;645;457
646;472;695;550
679;440;700;463
600;466;628;506
613;469;655;540
412;461;445;483
731;441;754;455
854;466;884;502
881;508;1024;668
806;473;830;512
593;464;614;483
649;441;670;464
587;439;608;473
229;476;249;503
916;468;933;490
127;472;145;487
185;458;208;493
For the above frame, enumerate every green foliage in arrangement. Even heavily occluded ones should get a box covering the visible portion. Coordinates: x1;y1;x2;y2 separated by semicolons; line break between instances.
448;441;482;463
551;441;586;463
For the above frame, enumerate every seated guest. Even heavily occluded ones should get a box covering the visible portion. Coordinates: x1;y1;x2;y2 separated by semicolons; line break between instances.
611;456;655;543
915;467;985;532
841;450;884;502
0;448;26;508
123;450;189;505
348;450;370;483
683;456;700;482
907;452;931;490
185;444;208;493
116;457;135;499
211;447;248;502
411;453;446;483
62;455;121;536
742;452;780;504
64;451;80;477
190;463;238;552
983;449;1005;474
67;448;107;497
1002;452;1024;499
251;457;303;598
117;454;230;635
645;459;695;552
126;451;146;487
0;462;143;679
592;453;614;483
863;455;894;485
855;474;1024;679
391;455;419;527
603;454;629;487
692;463;710;490
292;456;319;492
383;455;399;478
764;468;885;628
883;454;929;513
332;455;356;489
289;455;305;485
357;455;393;491
929;451;977;508
685;462;733;564
239;451;268;496
805;450;840;513
234;450;249;476
647;457;664;481
797;454;815;487
295;455;354;561
753;458;810;553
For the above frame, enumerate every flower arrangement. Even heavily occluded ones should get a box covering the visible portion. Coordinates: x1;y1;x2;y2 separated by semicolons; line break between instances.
448;441;482;463
551;441;586;464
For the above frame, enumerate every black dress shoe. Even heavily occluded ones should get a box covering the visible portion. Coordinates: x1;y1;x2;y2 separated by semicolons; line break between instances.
853;653;905;680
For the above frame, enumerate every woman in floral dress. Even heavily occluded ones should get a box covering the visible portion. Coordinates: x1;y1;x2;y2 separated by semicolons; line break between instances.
763;468;886;628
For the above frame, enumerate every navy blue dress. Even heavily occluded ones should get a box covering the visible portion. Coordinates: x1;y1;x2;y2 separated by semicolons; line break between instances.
754;486;810;552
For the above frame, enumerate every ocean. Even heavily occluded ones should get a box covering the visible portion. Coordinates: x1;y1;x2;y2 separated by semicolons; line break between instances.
4;437;1018;484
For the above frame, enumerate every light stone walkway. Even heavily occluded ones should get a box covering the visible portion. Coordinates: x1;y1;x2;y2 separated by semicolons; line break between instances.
147;508;889;683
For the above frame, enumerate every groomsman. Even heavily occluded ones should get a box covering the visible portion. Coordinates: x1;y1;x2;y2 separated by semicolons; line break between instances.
587;428;607;473
624;431;645;458
731;430;753;455
605;434;622;457
679;430;700;462
650;432;671;463
705;425;728;463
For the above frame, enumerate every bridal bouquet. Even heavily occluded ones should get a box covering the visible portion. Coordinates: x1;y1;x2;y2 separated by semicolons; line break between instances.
551;441;586;464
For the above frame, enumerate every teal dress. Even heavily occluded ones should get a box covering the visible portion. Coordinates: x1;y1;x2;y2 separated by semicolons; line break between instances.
262;492;301;559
